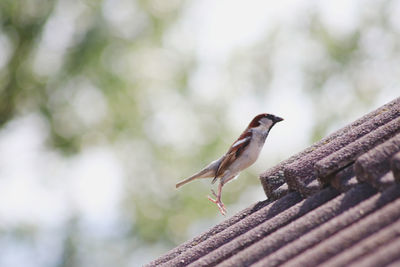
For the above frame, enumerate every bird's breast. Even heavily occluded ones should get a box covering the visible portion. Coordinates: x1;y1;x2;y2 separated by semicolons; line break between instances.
243;139;263;162
231;135;265;172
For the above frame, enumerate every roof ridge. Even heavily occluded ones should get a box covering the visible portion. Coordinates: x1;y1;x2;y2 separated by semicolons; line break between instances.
285;103;399;196
316;117;400;185
260;97;400;198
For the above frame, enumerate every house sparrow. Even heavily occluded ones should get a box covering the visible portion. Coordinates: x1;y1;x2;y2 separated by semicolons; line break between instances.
176;113;283;215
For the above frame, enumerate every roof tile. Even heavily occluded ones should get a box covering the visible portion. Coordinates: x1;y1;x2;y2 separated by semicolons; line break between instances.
260;97;400;198
348;236;400;267
285;104;400;196
268;182;289;200
329;165;357;192
146;198;272;266
253;184;400;267
355;132;400;186
323;217;400;267
392;151;400;181
155;192;303;267
282;186;400;266
188;187;340;267
217;184;375;267
372;172;396;190
316;117;400;186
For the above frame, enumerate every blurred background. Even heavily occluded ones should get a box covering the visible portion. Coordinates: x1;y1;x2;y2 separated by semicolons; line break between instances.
0;0;399;266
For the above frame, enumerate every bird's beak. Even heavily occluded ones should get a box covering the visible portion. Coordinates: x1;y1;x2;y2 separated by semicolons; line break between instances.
274;116;284;123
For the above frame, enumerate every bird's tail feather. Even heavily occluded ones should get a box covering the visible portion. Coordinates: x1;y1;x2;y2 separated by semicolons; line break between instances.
176;158;222;188
176;168;213;188
175;175;200;188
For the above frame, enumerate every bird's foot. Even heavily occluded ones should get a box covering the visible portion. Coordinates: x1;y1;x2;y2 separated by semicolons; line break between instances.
208;189;226;215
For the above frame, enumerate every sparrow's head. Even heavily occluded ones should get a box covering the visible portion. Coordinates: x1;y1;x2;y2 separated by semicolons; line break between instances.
248;113;284;130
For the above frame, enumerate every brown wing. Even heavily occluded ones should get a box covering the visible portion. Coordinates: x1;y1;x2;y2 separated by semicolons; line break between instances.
212;130;252;183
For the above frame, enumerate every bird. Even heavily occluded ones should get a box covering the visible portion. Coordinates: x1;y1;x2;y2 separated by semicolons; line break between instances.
176;113;283;215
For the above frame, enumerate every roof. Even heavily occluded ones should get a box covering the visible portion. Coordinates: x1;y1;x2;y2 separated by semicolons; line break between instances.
146;97;400;267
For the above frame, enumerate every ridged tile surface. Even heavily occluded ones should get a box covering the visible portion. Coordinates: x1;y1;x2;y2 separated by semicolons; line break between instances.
146;97;400;267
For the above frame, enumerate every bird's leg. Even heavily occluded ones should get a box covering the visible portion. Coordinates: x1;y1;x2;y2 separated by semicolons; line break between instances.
207;182;226;215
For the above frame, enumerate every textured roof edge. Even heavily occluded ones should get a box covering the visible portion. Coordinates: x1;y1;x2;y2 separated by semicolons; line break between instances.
145;198;272;266
260;97;400;199
156;192;303;267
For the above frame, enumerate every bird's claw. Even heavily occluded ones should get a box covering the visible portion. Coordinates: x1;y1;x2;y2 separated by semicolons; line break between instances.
207;195;226;215
210;189;218;198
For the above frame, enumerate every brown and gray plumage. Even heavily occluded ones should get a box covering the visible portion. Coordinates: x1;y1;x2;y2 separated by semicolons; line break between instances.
176;113;283;215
